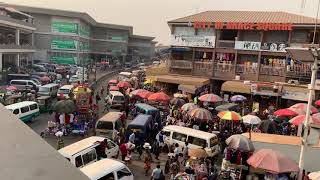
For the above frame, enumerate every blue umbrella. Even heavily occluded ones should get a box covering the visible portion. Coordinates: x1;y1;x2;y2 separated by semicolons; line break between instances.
230;95;247;102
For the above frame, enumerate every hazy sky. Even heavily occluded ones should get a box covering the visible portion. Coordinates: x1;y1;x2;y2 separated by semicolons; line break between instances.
3;0;320;45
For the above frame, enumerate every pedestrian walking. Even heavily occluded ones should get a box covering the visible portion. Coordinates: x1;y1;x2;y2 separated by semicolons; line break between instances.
152;141;160;160
95;93;101;104
143;143;152;176
170;157;180;179
120;142;127;161
182;141;189;166
100;86;105;96
128;131;136;144
151;164;164;180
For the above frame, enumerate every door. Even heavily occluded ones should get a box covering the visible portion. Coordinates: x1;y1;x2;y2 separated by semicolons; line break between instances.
106;140;119;158
116;168;133;180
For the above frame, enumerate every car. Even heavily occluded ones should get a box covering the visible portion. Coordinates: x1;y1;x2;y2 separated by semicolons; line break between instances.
69;75;87;83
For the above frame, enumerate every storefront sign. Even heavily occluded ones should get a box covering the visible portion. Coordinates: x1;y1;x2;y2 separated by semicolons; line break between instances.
251;84;279;96
235;41;261;51
51;56;76;65
193;22;293;31
51;39;78;51
260;43;287;51
171;35;215;48
52;21;78;34
282;90;309;102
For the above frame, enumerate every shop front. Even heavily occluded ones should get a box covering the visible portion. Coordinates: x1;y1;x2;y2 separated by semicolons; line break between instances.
281;85;311;107
221;81;251;102
250;83;281;111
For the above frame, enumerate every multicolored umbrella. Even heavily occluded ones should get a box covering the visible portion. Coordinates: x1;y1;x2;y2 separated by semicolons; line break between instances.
226;134;254;151
181;103;197;112
117;81;132;89
188;108;213;122
273;108;298;117
247;149;299;174
131;89;153;99
199;93;222;103
217;111;242;121
290;103;318;114
242;115;261;125
289;115;320;126
6;85;17;91
230;95;247;102
148;92;170;102
170;98;186;107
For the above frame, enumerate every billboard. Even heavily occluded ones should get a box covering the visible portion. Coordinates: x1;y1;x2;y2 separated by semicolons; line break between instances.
52;21;78;34
51;39;78;51
235;41;261;51
170;35;215;48
51;56;76;65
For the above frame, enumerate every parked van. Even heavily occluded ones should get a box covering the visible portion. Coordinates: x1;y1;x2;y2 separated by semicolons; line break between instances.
10;79;40;91
58;136;119;168
37;83;59;97
57;85;74;99
80;159;133;180
7;74;31;84
105;91;125;109
162;125;220;157
95;112;123;139
126;114;153;143
5;101;40;122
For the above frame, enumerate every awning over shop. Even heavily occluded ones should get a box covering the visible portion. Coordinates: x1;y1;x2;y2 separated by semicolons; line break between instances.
282;85;311;102
147;75;209;86
221;81;251;94
178;84;198;94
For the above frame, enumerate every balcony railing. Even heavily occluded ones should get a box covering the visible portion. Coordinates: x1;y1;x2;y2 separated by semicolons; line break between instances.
259;65;285;76
286;70;311;78
236;65;258;75
170;60;192;69
0;44;35;49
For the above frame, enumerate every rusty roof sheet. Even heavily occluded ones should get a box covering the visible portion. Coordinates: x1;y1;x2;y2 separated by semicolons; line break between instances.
168;11;317;24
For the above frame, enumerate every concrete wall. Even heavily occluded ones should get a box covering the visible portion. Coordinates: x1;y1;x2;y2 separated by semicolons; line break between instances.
291;29;309;43
264;31;289;43
239;30;261;41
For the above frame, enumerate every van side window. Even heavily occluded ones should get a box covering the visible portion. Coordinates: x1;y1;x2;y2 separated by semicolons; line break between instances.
163;131;171;137
82;149;97;166
172;132;187;142
97;172;115;180
117;168;132;179
188;136;207;147
210;136;218;147
20;106;30;113
27;82;34;86
30;104;38;110
12;81;26;85
75;155;83;167
13;109;19;115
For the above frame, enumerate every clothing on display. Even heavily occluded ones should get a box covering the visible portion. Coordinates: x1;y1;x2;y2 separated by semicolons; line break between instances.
215;53;235;61
261;57;286;67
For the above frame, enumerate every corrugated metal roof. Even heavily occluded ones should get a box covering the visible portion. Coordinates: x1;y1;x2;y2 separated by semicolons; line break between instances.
168;11;317;24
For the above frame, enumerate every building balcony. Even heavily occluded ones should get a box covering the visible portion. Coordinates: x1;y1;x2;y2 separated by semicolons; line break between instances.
170;60;192;69
217;40;235;48
259;65;285;76
0;44;35;50
193;61;213;77
0;15;35;30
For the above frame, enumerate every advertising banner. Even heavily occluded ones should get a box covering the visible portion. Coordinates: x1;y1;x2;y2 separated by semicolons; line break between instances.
79;25;90;37
170;35;215;48
51;56;76;65
235;41;261;51
51;39;78;51
260;42;287;52
52;21;78;34
251;83;279;96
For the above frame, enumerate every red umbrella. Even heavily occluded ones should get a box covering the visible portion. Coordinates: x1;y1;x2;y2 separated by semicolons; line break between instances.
109;79;118;84
289;115;320;126
109;86;119;91
247;149;299;174
315;100;320;106
148;92;170;102
131;89;153;99
117;81;132;89
199;93;222;103
6;85;17;91
290;103;318;114
273;108;298;117
40;76;51;82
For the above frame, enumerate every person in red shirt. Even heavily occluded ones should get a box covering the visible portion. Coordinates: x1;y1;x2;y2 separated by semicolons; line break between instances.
120;142;127;161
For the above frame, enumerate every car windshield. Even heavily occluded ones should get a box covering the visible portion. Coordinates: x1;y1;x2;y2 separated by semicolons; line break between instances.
96;121;113;130
113;96;124;101
39;87;49;92
58;89;70;94
31;79;41;85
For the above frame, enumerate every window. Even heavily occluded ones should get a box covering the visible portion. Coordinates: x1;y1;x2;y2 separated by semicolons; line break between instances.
13;109;19;115
220;30;238;40
188;136;206;147
96;121;113;130
98;172;115;180
75;155;83;167
117;168;132;179
11;81;26;85
27;82;35;86
20;106;30;113
113;96;124;101
30;104;38;110
115;120;122;130
210;137;219;147
82;149;97;166
107;140;116;149
163;131;171;137
172;132;187;142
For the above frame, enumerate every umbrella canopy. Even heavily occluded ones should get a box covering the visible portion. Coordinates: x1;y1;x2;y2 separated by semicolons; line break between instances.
218;111;242;121
52;99;76;114
109;86;119;91
6;85;17;91
258;120;278;134
247;149;299;174
315;100;320;107
288;107;309;115
144;79;154;85
181;103;197;112
108;79;118;84
309;171;320;180
199;93;223;103
40;76;51;82
148;92;170;102
289;115;320;126
131;89;153;99
226;134;254;151
174;93;187;98
230;95;247;102
273;108;298;117
242;115;261;125
170;98;186;107
290;103;318;114
117;81;132;89
215;103;239;112
73;86;92;94
188;108;213;122
188;148;207;158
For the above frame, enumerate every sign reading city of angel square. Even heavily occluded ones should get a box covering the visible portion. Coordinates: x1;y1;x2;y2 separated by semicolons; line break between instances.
193;22;293;31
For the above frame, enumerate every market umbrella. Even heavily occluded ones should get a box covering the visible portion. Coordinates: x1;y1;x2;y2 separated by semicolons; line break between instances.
247;149;299;174
215;103;239;112
315;100;320;107
109;86;119;91
290;103;318;114
288;107;309;115
199;93;223;103
6;85;17;91
217;111;242;121
258;120;278;134
242;115;262;125
230;95;247;102
170;98;186;107
109;79;118;84
273;108;298;117
40;76;51;82
309;171;320;180
144;79;153;85
51;99;76;114
188;148;207;158
148;92;170;102
131;89;153;99
73;86;92;94
289;115;320;126
117;81;132;89
188;108;213;122
226;134;254;151
174;93;187;99
181;103;197;112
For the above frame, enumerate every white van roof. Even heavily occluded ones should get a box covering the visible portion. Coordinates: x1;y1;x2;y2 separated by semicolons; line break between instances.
163;125;217;140
41;83;59;88
58;136;104;158
109;91;124;96
80;159;127;179
98;112;123;122
59;85;74;89
119;72;132;76
5;101;37;110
